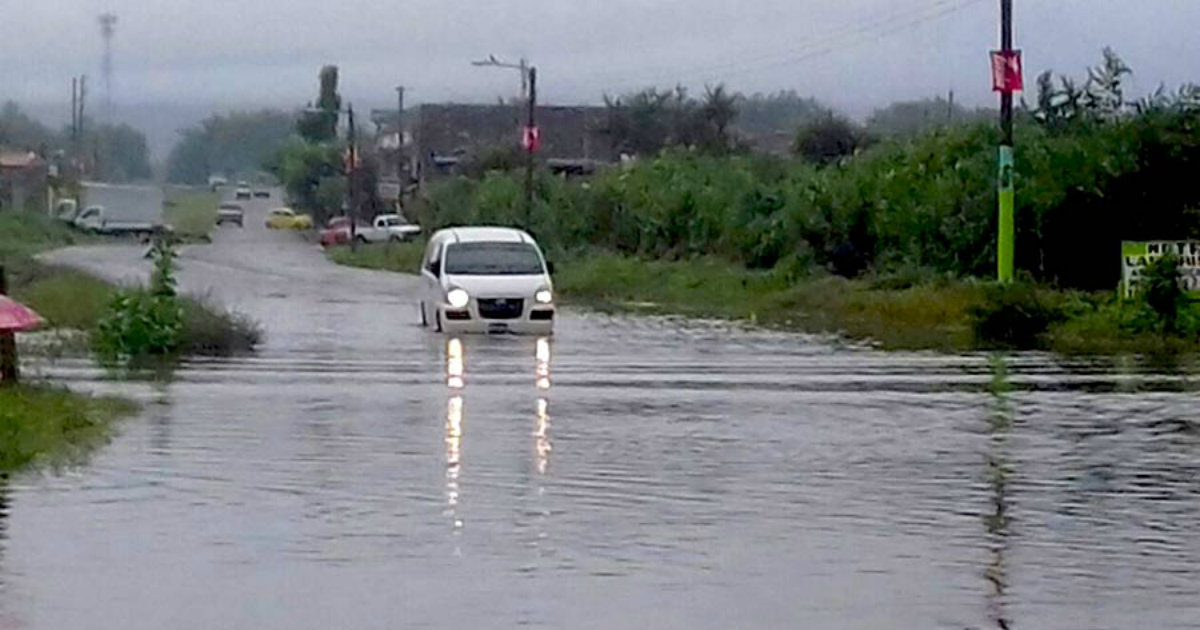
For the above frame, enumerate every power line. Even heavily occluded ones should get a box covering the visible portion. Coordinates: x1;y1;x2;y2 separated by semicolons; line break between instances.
589;0;988;96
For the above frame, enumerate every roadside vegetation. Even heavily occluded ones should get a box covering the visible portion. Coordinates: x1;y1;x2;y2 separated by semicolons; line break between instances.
1;212;261;359
163;188;220;241
389;50;1200;354
326;240;425;275
0;384;137;472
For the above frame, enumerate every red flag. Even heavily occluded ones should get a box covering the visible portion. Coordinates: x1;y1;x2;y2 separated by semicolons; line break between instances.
991;50;1024;93
521;126;541;153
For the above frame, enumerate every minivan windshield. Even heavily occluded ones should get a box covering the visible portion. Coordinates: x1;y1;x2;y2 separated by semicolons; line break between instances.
444;242;544;276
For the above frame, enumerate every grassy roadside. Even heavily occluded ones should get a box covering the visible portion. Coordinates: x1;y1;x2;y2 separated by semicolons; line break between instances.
2;212;260;356
326;239;425;274
164;188;220;241
0;385;138;472
325;243;1200;354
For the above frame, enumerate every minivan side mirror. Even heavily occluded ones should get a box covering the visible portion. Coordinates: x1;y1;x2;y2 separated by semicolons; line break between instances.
545;261;555;275
428;259;441;277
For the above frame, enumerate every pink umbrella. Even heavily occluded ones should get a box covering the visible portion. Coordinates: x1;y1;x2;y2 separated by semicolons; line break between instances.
0;295;44;332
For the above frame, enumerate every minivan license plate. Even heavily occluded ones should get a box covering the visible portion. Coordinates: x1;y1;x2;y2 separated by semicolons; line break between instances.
487;323;510;334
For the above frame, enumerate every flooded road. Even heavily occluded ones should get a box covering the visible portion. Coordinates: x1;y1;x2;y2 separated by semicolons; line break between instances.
5;194;1200;628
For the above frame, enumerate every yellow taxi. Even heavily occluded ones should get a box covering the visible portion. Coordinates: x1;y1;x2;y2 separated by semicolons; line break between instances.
265;207;313;230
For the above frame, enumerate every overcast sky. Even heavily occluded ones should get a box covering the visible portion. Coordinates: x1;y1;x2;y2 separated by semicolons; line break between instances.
3;0;1199;120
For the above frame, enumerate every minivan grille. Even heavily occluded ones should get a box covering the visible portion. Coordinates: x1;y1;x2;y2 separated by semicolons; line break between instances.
478;298;524;320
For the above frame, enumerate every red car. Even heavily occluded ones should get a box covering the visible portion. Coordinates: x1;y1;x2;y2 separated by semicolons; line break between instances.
319;216;352;247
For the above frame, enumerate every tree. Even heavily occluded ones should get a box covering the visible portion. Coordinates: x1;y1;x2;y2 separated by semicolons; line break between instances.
601;84;740;156
866;98;993;138
0;102;56;151
166;110;296;184
297;65;341;142
273;139;343;223
793;115;870;165
699;84;738;153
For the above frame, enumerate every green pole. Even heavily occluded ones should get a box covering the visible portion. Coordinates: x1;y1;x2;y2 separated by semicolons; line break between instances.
997;0;1015;283
997;146;1014;282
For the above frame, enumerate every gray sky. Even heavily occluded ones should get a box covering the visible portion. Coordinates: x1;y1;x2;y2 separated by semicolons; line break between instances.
3;0;1199;127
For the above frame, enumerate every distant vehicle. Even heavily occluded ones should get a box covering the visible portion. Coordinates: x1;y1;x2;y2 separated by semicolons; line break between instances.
319;214;421;247
208;175;228;191
73;205;170;237
265;207;312;230
419;227;555;335
253;189;270;199
319;216;353;247
62;182;168;236
235;184;252;200
217;202;244;227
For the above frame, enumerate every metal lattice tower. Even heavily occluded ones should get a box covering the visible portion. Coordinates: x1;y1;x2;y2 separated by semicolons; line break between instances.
98;12;117;118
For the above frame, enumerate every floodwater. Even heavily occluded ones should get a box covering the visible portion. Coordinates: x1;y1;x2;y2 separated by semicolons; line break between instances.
4;193;1200;629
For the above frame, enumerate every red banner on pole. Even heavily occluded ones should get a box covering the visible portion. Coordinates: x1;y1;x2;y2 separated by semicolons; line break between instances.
521;126;541;153
991;50;1024;93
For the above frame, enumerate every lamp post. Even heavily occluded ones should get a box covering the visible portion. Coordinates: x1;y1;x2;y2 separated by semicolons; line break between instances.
472;55;538;227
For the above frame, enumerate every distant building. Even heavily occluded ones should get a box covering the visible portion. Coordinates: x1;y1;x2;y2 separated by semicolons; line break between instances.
0;149;48;213
412;103;614;181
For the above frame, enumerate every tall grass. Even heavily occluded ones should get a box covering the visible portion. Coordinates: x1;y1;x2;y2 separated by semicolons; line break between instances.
0;385;137;472
326;240;425;274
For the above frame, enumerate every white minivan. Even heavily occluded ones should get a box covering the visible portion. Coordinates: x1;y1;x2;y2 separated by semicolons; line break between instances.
419;227;555;334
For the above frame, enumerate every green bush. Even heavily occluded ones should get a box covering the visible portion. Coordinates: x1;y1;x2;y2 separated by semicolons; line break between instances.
970;282;1067;349
92;240;184;361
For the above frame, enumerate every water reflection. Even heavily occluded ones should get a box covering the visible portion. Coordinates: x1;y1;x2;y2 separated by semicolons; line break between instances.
535;337;551;391
0;473;9;622
447;338;465;389
985;355;1013;630
445;395;464;533
535;398;552;475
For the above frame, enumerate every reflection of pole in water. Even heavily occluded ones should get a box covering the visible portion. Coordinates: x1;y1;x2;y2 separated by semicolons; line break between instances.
985;354;1013;630
446;395;464;532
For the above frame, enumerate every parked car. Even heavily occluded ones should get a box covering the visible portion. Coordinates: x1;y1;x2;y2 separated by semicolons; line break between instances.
418;227;555;335
319;216;353;247
217;202;244;227
253;189;270;199
354;214;422;244
265;207;313;230
319;214;421;247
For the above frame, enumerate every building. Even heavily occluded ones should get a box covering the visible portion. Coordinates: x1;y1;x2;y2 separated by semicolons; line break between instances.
0;150;48;213
412;103;614;181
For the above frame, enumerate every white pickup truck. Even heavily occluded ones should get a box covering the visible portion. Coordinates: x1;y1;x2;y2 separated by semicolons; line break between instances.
352;214;422;243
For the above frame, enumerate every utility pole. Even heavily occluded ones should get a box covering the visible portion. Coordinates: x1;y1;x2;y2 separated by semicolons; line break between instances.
98;13;117;120
525;67;537;227
71;78;78;142
395;85;405;210
347;104;359;251
78;75;87;177
997;0;1015;282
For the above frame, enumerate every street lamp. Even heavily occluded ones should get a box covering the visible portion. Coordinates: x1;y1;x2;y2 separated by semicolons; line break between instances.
472;55;538;227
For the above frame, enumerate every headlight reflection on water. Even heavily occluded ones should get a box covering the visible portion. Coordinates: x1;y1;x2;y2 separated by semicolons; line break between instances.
535;337;551;390
535;397;551;475
445;395;464;529
447;337;464;389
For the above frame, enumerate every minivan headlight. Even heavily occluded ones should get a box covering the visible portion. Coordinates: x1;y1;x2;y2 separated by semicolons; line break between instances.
534;289;553;304
447;288;470;308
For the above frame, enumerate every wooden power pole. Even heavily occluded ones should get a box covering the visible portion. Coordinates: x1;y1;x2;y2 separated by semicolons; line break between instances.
525;67;537;228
